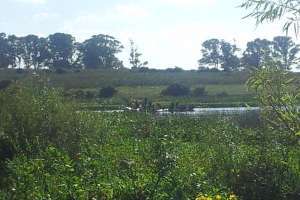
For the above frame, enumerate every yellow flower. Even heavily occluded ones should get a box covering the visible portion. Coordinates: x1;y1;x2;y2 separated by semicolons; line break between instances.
228;194;237;200
215;194;222;200
196;196;207;200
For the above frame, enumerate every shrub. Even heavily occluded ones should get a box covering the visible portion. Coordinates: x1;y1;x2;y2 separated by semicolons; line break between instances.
3;147;88;200
166;67;184;73
85;91;95;99
0;80;12;90
161;83;190;97
216;91;229;97
230;156;300;200
99;86;117;98
0;83;91;156
74;89;85;99
192;86;207;97
247;67;300;138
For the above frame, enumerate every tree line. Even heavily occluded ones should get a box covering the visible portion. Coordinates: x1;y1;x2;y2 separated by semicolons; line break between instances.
199;36;300;71
0;32;299;71
0;33;123;70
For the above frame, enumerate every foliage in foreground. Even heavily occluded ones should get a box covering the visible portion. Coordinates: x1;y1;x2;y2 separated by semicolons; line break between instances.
248;67;300;139
0;82;299;199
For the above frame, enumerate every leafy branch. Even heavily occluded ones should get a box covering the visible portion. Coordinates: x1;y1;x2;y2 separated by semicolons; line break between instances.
240;0;300;35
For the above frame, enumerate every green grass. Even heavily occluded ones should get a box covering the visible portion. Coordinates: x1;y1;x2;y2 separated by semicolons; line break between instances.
1;69;298;108
117;84;250;98
76;84;255;108
109;84;253;107
0;69;251;88
1;69;299;90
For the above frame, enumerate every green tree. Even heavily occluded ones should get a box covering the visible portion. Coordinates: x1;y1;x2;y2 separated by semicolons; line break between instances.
129;39;148;69
199;39;222;69
199;39;240;71
79;34;124;69
47;33;76;70
273;36;300;70
242;38;273;69
220;40;240;71
0;33;14;69
7;35;24;69
21;35;50;70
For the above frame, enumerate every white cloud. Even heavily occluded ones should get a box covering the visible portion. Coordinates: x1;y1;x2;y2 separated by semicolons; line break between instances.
16;0;47;4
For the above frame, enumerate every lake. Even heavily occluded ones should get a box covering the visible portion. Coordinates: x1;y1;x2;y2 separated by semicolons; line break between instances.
156;107;260;116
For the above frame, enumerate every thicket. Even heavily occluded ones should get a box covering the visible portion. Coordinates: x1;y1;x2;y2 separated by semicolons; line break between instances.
0;77;299;199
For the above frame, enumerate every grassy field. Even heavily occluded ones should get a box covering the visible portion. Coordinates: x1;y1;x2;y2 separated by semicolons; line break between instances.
73;84;255;109
117;84;250;98
113;84;255;107
0;69;251;88
1;69;299;108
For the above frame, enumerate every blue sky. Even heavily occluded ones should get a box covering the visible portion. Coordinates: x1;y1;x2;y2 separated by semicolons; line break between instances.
1;0;290;69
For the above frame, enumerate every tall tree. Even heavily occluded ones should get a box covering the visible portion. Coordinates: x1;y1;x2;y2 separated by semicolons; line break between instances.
79;34;124;69
47;33;76;70
220;41;240;71
0;33;14;69
273;36;300;70
242;38;273;69
20;35;38;69
199;39;240;71
129;39;148;69
199;39;222;69
21;35;50;70
7;35;24;69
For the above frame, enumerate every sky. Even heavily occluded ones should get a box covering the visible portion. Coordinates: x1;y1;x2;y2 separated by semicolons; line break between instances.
0;0;294;69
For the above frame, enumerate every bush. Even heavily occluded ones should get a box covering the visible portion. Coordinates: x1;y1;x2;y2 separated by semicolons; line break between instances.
74;89;85;99
166;67;184;73
85;91;95;99
230;156;300;200
161;83;190;97
99;86;117;98
192;86;207;97
216;91;229;97
0;83;91;156
0;80;12;90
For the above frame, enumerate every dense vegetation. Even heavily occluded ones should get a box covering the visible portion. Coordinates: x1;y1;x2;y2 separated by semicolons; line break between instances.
0;64;299;200
0;78;299;200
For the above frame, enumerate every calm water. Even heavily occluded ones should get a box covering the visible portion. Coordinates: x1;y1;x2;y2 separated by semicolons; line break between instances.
156;107;260;116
